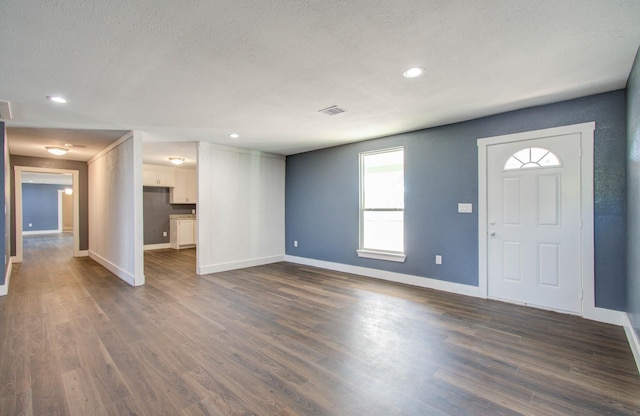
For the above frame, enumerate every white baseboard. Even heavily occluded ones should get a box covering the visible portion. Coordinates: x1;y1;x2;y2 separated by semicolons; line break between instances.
284;256;626;327
144;243;171;251
198;255;285;275
88;250;136;286
583;306;627;326
624;313;640;376
77;250;89;257
284;255;484;298
23;229;60;235
0;258;13;296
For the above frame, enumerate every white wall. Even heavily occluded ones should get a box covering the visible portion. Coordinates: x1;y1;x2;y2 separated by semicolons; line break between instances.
197;142;285;274
88;132;144;286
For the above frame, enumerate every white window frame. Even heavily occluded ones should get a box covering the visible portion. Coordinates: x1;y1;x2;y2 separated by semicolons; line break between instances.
356;147;406;263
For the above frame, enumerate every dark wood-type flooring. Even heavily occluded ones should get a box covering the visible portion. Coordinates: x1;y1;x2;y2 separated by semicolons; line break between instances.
1;234;639;415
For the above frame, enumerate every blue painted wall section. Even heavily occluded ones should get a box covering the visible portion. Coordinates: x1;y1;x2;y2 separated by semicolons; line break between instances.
627;46;640;337
286;90;627;311
22;183;66;231
0;122;5;286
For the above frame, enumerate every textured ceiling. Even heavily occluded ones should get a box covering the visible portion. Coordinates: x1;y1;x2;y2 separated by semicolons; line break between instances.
1;0;639;157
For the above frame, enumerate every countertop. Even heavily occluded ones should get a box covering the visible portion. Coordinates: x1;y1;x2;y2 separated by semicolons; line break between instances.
169;214;196;219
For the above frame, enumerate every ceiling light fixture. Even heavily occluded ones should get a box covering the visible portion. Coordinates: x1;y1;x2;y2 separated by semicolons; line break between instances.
403;67;425;79
46;95;67;104
169;157;185;165
229;133;239;139
46;146;69;156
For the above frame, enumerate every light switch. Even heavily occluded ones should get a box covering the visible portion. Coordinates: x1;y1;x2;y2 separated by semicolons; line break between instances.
458;203;473;213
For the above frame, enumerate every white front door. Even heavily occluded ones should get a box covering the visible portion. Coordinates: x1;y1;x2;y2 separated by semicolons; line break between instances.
487;133;582;313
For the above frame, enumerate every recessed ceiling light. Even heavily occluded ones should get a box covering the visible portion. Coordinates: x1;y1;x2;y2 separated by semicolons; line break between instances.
403;67;425;79
169;157;185;165
46;95;67;104
46;146;69;156
229;133;239;139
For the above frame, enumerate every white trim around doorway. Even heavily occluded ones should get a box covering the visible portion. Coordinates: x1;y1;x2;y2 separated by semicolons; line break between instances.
477;122;623;325
14;166;81;263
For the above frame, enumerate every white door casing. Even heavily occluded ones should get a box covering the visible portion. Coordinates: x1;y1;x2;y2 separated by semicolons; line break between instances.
477;122;608;323
487;134;581;313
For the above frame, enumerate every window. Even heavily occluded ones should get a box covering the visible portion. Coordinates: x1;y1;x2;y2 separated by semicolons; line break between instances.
357;147;406;262
504;147;561;170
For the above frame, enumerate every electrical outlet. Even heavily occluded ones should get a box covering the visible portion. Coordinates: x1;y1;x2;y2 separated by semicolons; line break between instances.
294;240;298;247
163;231;167;237
28;223;32;228
435;255;442;265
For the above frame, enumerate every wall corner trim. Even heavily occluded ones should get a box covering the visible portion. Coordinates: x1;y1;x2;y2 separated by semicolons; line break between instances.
284;255;484;298
197;255;285;275
88;131;134;165
0;257;13;296
88;250;137;286
624;313;640;376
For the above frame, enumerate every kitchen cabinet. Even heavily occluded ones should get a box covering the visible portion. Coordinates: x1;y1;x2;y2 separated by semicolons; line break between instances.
170;217;196;249
143;164;176;187
170;169;197;204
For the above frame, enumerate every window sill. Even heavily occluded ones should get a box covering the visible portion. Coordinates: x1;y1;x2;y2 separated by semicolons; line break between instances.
356;249;406;263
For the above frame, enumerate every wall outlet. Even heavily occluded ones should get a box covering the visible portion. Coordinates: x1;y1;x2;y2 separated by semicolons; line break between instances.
294;240;298;247
28;223;32;228
435;255;442;265
163;231;167;237
458;203;473;213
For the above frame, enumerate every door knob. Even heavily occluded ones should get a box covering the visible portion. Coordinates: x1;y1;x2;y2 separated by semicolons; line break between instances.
489;232;496;236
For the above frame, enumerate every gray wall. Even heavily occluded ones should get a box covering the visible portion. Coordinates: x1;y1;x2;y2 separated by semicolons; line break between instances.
286;90;627;311
22;183;66;231
143;187;195;245
10;156;89;254
627;47;640;337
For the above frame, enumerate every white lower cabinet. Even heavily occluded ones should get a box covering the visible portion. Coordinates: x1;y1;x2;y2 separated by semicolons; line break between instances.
170;218;196;249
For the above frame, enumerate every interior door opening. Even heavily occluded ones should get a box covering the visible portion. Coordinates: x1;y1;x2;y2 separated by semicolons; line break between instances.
14;167;81;263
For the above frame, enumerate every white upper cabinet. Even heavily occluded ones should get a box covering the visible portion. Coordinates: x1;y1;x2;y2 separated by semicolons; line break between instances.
143;164;176;187
170;169;197;204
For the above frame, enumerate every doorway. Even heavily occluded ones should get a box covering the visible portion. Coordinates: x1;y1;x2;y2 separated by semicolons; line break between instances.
478;122;595;315
14;166;81;263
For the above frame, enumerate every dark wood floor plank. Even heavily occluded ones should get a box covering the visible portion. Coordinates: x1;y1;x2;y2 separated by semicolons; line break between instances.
0;390;33;416
0;234;639;415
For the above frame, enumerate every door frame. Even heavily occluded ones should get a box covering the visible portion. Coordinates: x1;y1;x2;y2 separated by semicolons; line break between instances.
477;122;596;317
14;166;80;262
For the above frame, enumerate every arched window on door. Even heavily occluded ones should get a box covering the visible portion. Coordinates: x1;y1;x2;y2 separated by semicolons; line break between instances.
504;147;562;170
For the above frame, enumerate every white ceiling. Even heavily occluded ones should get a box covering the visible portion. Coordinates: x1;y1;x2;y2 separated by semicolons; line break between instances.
1;0;639;158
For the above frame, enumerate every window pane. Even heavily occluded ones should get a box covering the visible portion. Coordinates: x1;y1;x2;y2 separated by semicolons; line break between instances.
363;149;404;209
363;210;403;252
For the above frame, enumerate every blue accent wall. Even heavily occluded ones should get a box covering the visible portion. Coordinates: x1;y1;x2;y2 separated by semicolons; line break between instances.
22;183;66;231
627;46;640;337
0;122;6;285
286;90;627;311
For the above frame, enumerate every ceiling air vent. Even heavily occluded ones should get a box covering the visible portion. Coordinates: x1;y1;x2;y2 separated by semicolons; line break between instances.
318;105;346;116
0;101;12;120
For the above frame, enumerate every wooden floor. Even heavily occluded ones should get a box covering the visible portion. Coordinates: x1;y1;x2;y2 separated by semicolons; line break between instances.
0;235;639;415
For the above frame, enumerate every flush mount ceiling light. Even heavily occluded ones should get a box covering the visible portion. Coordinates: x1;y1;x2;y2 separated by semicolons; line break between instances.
46;95;67;104
402;67;425;79
46;146;69;156
229;133;239;139
169;157;185;165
